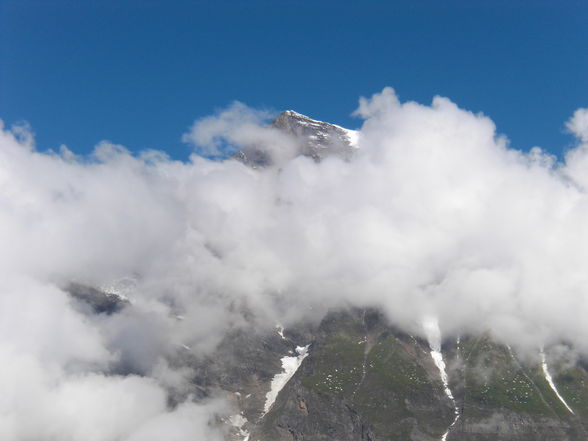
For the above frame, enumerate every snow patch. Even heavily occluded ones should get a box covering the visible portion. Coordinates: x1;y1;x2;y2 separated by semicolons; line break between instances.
263;345;310;414
540;349;575;414
423;317;460;441
341;128;359;148
282;110;359;148
276;324;286;340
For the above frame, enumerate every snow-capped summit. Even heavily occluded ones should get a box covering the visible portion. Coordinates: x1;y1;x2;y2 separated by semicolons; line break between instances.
235;110;359;166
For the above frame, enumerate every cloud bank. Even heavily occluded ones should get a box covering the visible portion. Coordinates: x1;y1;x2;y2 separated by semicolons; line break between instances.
1;88;588;439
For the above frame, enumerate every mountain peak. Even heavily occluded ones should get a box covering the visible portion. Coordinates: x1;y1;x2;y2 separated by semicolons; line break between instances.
234;110;359;166
280;109;308;118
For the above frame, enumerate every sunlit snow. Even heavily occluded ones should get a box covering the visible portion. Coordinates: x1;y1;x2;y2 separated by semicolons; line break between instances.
423;317;460;441
540;349;574;414
263;345;310;414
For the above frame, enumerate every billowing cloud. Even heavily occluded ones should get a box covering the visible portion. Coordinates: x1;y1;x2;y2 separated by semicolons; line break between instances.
182;101;297;161
566;108;588;142
1;88;588;439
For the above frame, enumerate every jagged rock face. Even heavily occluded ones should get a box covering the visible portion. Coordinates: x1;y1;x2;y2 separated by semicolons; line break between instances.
235;110;359;166
184;325;314;421
271;110;359;161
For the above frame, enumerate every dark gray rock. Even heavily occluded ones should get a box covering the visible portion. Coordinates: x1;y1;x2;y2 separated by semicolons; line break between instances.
66;282;129;315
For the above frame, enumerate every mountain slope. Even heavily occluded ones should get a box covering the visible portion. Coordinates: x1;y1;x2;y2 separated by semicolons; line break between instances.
66;281;588;441
248;310;588;441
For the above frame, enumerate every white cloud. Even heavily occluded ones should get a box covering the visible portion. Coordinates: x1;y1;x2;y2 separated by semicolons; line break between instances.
566;107;588;142
2;88;588;439
182;101;297;162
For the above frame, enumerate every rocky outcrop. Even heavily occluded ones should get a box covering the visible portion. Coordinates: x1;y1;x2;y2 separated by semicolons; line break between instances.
66;282;129;314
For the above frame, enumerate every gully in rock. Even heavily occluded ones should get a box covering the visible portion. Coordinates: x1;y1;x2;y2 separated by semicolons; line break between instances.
423;317;460;441
540;348;575;414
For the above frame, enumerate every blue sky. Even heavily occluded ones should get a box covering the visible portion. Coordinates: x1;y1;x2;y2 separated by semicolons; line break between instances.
1;0;587;160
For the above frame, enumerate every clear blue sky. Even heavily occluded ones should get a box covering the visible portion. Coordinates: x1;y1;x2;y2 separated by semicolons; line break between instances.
1;0;587;160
